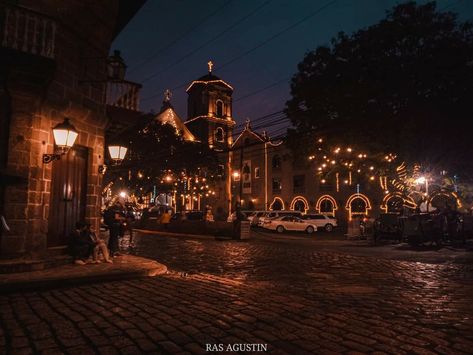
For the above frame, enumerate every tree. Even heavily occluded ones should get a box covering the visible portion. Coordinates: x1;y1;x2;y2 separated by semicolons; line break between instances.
286;1;473;178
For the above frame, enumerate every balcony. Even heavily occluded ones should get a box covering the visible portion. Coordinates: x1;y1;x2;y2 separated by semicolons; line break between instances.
106;80;142;111
1;5;56;59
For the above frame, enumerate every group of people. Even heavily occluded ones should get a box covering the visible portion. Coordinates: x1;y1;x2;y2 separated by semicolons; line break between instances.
69;221;113;265
69;201;135;265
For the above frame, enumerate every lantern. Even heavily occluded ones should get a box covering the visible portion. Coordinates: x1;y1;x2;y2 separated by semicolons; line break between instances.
108;145;128;164
107;50;127;81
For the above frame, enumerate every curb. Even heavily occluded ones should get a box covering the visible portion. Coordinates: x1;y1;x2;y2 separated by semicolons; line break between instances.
0;257;167;294
134;228;234;240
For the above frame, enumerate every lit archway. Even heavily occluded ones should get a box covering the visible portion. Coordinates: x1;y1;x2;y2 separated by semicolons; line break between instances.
269;197;284;211
428;192;461;210
290;196;309;213
315;195;338;216
345;194;371;220
381;192;417;213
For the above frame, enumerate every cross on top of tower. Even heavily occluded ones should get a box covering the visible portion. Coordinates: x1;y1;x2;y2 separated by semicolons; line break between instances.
245;118;251;130
207;60;213;73
164;89;172;102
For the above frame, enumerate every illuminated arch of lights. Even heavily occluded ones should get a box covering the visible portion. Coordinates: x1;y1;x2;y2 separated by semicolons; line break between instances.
269;197;285;211
345;193;372;220
428;192;462;209
315;195;338;215
381;192;417;212
290;196;309;213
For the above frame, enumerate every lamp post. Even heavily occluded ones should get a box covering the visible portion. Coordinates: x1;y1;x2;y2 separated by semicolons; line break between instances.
415;176;430;212
43;118;78;163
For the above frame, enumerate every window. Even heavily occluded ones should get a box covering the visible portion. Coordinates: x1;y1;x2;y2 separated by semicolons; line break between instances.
216;100;224;118
215;127;225;142
254;167;260;178
272;155;281;169
272;178;282;193
293;175;305;193
217;164;225;177
310;215;326;220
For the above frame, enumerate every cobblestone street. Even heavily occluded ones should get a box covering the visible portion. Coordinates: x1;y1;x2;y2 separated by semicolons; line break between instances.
1;232;473;354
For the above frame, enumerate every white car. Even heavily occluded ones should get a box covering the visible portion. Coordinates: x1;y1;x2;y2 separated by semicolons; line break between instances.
301;214;338;232
249;211;266;226
263;215;317;234
258;211;302;227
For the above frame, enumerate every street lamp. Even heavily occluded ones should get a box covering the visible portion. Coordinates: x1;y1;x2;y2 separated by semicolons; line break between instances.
415;176;429;196
43;118;78;163
108;145;128;164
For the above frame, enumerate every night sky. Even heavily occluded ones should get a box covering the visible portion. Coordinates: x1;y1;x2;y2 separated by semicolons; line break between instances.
113;0;472;134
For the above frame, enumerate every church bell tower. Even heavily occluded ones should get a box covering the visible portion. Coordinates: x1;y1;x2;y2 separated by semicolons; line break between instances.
185;61;235;150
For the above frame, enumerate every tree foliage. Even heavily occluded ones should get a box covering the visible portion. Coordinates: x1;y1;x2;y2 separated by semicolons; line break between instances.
286;1;473;177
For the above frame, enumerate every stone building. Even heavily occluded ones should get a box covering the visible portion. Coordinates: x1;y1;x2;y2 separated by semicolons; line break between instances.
230;123;388;226
0;1;145;259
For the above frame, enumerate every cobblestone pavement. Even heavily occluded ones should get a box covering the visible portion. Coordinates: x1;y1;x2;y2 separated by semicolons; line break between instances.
1;232;473;354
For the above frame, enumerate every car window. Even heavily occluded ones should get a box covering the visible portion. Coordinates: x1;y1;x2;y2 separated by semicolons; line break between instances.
307;215;324;219
281;216;292;221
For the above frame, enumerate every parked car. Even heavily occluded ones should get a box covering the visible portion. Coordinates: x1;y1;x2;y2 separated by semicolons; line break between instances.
226;211;251;222
263;215;317;234
247;211;266;226
301;214;338;232
172;210;205;221
259;211;303;227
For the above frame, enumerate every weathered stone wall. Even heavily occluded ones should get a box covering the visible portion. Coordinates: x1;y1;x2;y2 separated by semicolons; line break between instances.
1;1;120;258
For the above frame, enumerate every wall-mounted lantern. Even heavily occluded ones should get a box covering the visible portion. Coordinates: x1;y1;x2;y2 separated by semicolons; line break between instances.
79;50;127;84
107;50;127;81
43;118;78;163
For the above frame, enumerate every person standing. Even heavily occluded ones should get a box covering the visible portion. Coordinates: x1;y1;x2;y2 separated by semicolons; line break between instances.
160;210;172;230
104;201;123;257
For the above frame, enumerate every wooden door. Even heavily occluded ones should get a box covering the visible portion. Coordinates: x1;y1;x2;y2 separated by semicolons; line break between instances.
48;146;88;247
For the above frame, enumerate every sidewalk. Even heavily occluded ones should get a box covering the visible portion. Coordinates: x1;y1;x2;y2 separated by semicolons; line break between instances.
0;254;167;293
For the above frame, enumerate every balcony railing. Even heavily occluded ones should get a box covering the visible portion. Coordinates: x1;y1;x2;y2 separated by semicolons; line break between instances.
1;5;56;59
106;80;142;111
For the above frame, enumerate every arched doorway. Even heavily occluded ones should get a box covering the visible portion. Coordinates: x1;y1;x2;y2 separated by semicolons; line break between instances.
429;192;459;211
290;196;308;213
269;197;284;210
345;194;371;220
316;195;338;216
381;193;403;214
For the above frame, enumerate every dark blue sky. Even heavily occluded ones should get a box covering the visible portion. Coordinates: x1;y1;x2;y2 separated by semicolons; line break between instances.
113;0;471;132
